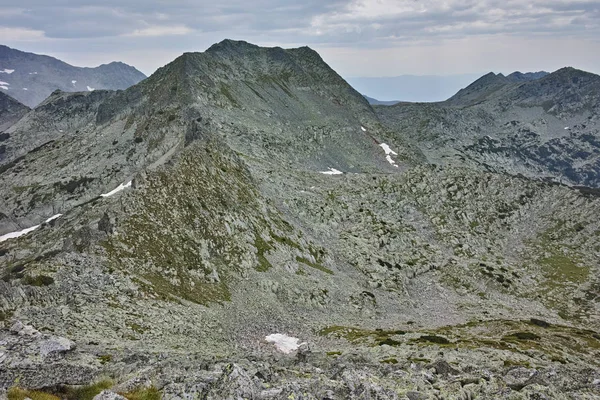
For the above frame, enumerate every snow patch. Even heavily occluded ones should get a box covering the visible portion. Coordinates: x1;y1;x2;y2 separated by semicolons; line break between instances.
0;214;63;243
29;72;38;75
320;168;343;175
72;80;77;85
379;143;399;168
0;81;9;86
22;88;28;90
564;127;570;130
265;334;303;354
379;143;398;156
45;214;63;223
0;69;14;74
361;126;367;132
100;181;132;198
87;86;95;91
0;86;8;91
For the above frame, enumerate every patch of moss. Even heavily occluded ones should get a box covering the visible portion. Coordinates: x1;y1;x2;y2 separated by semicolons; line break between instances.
271;233;302;250
296;256;333;275
21;275;54;287
539;254;588;284
504;332;541;341
378;338;402;346
326;351;342;357
319;326;406;346
0;309;13;321
98;354;112;364
529;318;551;328
254;234;273;272
416;335;451;345
127;323;146;334
408;357;432;363
219;83;238;106
60;380;113;400
12;184;40;195
7;388;60;400
381;358;399;364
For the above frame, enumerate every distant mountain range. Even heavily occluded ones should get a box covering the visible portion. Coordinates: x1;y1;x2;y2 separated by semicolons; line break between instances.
0;45;147;107
377;67;600;187
359;71;549;105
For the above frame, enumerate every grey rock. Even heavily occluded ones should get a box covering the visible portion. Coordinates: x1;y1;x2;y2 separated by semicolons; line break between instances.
93;391;127;400
10;321;39;337
39;336;75;357
406;391;427;400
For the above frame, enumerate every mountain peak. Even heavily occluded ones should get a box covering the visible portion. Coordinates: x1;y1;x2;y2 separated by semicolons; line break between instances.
507;71;548;82
206;39;262;54
446;72;510;105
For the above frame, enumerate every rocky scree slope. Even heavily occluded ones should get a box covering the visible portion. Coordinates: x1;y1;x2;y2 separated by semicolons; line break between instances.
377;67;600;188
0;44;146;107
0;41;599;399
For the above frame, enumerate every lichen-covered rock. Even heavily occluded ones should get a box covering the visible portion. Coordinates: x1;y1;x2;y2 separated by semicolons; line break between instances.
93;391;127;400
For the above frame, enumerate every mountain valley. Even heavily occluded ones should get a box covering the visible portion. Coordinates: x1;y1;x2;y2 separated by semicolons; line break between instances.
0;40;599;399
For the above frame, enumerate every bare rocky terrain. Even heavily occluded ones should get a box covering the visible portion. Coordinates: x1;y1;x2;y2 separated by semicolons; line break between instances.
377;68;600;188
0;40;599;399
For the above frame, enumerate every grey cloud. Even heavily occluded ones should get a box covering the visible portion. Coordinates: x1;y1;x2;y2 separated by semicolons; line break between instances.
0;1;349;39
0;0;598;59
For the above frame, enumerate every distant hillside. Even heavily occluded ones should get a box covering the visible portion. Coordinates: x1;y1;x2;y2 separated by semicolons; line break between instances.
0;45;147;107
363;95;399;106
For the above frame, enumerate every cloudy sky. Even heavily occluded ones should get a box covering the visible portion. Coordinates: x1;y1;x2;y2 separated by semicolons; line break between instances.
1;0;599;78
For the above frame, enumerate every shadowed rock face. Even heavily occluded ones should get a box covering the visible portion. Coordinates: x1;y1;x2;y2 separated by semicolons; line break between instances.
377;67;600;188
0;45;146;107
0;91;29;131
0;40;599;399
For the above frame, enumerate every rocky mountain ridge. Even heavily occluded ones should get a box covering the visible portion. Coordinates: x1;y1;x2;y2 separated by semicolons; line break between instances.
0;45;146;107
377;67;600;188
0;40;598;399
